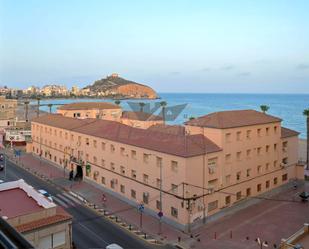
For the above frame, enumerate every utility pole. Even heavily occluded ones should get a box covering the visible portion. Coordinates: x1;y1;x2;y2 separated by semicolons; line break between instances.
158;158;163;234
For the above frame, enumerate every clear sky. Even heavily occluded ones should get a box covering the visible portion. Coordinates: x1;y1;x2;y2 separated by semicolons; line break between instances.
0;0;309;93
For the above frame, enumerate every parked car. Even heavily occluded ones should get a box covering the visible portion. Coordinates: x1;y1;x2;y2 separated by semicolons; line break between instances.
38;189;53;202
106;244;123;249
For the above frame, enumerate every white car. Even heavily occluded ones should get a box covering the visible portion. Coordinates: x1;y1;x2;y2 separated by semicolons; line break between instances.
106;244;123;249
0;180;4;184
38;189;53;202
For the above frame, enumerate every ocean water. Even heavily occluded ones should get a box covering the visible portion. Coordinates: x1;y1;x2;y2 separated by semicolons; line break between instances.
36;93;309;138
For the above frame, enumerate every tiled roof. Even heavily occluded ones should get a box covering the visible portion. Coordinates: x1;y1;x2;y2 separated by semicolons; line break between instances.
57;102;121;110
15;214;71;233
281;127;299;138
32;114;221;157
185;110;281;129
147;124;186;135
121;111;163;121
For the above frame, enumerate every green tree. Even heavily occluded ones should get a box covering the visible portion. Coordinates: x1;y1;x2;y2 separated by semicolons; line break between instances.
139;102;146;112
303;109;309;170
160;101;167;124
114;100;121;106
47;104;53;113
260;105;270;113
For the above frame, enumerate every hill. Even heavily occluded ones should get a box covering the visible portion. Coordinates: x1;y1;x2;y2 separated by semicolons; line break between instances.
85;74;158;99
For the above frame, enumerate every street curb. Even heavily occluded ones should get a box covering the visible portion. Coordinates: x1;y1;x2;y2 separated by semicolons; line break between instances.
5;153;166;246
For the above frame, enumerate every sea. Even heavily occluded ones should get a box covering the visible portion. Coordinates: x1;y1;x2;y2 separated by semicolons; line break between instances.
36;93;309;139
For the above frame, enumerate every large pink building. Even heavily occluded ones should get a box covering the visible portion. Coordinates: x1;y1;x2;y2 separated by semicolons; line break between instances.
27;109;302;231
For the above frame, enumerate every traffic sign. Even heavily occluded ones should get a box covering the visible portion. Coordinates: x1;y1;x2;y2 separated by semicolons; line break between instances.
138;203;144;212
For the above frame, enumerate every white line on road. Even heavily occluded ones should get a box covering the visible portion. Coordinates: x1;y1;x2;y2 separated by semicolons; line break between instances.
62;192;82;205
77;222;109;246
53;196;69;208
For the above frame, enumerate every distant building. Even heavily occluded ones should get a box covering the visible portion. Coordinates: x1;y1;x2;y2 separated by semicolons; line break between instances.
57;102;122;121
71;86;79;95
121;111;163;129
0;179;72;249
28;109;302;230
41;85;69;97
0;96;18;128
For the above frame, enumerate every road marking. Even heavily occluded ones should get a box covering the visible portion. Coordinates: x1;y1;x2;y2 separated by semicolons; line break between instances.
56;194;76;206
77;222;109;246
62;192;82;205
53;196;69;208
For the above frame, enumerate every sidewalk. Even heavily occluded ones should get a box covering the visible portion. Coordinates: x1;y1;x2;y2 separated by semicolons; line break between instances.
5;151;309;249
5;151;188;247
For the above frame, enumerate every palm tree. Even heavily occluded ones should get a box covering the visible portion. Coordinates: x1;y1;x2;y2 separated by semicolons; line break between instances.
36;97;41;117
303;109;309;170
114;100;121;106
47;104;53;113
260;105;270;113
139;102;146;112
24;100;29;121
160;101;167;124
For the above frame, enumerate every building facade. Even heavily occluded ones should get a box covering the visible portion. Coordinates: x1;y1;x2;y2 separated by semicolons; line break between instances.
0;180;72;249
28;110;301;230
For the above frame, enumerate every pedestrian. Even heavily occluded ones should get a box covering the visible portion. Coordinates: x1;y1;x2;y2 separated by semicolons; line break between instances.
293;179;298;189
69;170;73;181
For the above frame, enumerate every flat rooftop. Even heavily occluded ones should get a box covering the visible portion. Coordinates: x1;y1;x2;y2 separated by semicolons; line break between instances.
0;188;43;218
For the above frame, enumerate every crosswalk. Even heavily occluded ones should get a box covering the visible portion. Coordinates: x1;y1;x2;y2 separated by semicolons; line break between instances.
53;192;83;208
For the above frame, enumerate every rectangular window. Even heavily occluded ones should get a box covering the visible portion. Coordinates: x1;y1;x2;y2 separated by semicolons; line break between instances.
246;169;251;177
246;149;251;157
266;163;270;171
171;160;178;172
274;160;278;168
257;128;261;137
236;151;241;160
156;200;161;210
246;188;251;197
282;174;288;181
120;184;125;193
101;142;106;150
266;127;269;136
131;150;137;159
131;170;137;179
143;153;149;163
257;165;262;174
110;180;115;189
257;147;262;155
274;177;278;185
120;147;125;156
143;192;149;204
225;154;231;163
85;138;89;145
225;133;231;142
110;162;115;171
131;189;136;199
274;143;277;151
257;184;262;192
156;178;161;188
120;166;125;175
246;130;251;139
143;174;149;184
101;177;105;184
171;184;178;194
208;200;218;212
266;180;270;189
93;140;97;148
236;131;241;141
282;157;288;165
111;144;115;153
171;207;178;218
225;196;231;205
266;145;270;153
236;191;242;200
274;126;278;133
156;157;162;167
236;172;241;181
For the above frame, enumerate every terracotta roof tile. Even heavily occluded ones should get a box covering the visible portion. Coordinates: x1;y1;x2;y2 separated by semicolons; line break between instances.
15;214;71;233
58;102;120;110
147;124;186;135
185;110;281;129
121;111;163;121
281;127;299;138
33;114;221;157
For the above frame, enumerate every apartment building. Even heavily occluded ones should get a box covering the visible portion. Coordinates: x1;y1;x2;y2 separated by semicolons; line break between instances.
0;180;72;249
0;96;18;127
28;110;301;230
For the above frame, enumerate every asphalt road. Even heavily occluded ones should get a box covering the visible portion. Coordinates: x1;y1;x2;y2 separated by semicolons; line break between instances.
0;159;176;249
